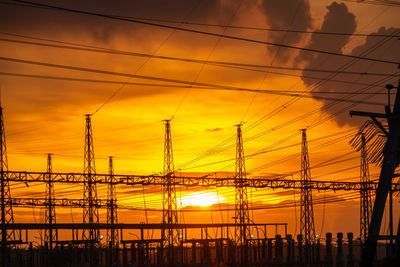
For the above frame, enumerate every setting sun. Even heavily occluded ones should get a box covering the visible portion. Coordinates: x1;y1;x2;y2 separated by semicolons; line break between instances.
1;0;399;266
178;191;226;207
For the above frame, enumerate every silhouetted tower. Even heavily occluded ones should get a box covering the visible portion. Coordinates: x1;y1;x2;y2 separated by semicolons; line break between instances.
161;120;179;248
1;104;14;262
82;114;100;242
234;124;250;245
360;134;373;244
300;129;315;245
106;156;118;246
44;154;57;249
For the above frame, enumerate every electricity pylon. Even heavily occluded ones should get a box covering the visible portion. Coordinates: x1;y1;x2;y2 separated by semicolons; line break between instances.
234;124;250;245
300;129;315;245
161;120;179;246
82;114;100;242
1;104;14;265
44;154;57;248
106;156;118;246
360;134;373;243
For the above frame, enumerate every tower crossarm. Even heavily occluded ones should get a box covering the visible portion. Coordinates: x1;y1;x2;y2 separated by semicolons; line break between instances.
4;170;399;191
10;197;108;208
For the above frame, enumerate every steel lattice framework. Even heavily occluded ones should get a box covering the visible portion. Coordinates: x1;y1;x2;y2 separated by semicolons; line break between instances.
360;134;373;244
4;170;399;191
300;129;315;245
44;154;57;248
106;156;118;247
82;114;99;242
0;105;14;249
234;124;250;245
162;120;179;248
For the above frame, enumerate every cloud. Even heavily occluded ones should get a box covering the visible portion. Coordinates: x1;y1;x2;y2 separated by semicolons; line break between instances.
206;127;222;132
261;0;312;62
296;2;399;126
297;2;356;65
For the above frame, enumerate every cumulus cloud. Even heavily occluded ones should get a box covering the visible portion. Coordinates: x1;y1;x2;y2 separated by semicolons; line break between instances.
296;2;399;126
297;2;356;65
261;0;312;62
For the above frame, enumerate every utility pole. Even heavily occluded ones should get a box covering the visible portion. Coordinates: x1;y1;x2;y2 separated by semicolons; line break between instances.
82;114;100;264
161;120;179;262
300;129;315;262
0;104;14;266
106;156;118;247
44;154;57;249
350;79;400;266
360;134;373;244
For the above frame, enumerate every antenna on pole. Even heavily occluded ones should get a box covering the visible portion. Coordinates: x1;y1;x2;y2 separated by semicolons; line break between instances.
385;84;394;108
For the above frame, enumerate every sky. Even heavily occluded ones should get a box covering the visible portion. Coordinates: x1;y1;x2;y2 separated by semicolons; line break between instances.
0;0;399;243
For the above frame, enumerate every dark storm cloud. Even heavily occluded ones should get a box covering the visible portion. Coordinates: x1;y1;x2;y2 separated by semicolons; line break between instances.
297;2;356;65
296;2;399;126
0;0;234;43
261;0;312;62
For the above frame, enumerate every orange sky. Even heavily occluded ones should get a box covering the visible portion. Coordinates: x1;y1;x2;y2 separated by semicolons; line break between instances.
0;0;399;242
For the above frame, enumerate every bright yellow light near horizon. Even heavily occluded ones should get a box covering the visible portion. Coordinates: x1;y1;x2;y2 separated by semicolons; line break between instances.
178;192;226;207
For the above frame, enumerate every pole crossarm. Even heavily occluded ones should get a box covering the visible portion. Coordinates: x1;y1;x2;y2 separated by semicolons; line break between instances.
5;171;400;191
354;78;400;266
349;111;388;118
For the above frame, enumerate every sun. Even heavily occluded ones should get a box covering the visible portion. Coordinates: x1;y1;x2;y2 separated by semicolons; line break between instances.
178;191;226;207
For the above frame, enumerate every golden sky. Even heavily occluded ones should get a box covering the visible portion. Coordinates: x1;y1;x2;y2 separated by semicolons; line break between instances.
0;0;399;241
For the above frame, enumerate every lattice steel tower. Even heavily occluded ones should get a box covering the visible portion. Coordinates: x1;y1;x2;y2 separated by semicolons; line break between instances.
300;129;315;245
44;154;57;248
0;105;15;254
107;156;118;246
82;114;100;241
234;124;250;245
161;119;179;247
360;134;372;243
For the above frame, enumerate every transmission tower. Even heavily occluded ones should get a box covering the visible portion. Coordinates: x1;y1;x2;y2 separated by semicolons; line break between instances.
234;124;250;245
1;104;15;262
360;134;373;243
161;119;179;248
106;156;118;246
82;114;100;242
300;129;315;245
44;154;57;249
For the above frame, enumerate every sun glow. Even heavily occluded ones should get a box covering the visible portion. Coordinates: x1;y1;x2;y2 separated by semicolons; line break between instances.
178;192;226;207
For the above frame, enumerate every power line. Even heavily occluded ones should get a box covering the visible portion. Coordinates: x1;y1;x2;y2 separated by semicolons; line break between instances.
11;0;400;65
178;25;399;172
2;1;399;36
2;35;396;78
179;129;357;171
1;71;393;94
118;192;362;212
0;56;389;106
343;0;400;7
